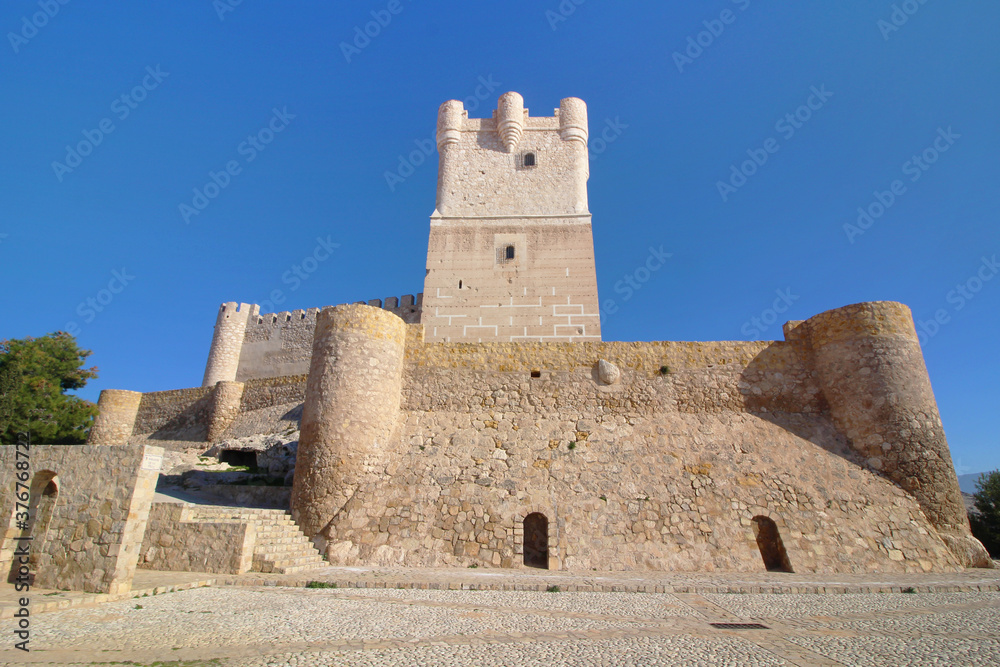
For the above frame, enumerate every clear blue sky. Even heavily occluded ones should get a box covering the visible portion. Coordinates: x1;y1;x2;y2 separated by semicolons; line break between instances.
2;2;997;472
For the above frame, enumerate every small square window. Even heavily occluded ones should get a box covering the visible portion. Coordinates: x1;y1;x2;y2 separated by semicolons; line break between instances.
497;244;517;264
523;152;536;167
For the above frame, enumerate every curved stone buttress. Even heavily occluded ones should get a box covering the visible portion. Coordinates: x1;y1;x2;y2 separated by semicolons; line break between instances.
806;301;993;567
290;304;407;545
88;389;142;446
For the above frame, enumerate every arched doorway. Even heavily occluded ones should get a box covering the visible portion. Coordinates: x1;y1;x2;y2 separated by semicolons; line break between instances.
523;512;549;569
7;472;58;583
751;515;793;573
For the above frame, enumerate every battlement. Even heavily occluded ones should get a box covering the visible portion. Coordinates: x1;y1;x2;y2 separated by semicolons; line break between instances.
199;293;423;384
434;92;590;218
251;307;322;327
437;92;589;150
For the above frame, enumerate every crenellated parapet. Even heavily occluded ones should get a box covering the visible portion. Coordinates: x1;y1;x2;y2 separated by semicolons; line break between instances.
433;92;591;217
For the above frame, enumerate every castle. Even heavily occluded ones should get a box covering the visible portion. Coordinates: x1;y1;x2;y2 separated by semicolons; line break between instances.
1;92;992;596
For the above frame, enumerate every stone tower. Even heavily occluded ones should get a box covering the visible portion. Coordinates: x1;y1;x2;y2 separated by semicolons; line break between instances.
202;302;258;387
421;92;602;342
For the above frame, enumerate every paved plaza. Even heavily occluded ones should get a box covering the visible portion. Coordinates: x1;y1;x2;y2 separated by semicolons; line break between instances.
3;567;999;666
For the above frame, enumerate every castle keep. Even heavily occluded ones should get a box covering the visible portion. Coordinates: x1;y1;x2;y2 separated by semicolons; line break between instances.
1;93;991;595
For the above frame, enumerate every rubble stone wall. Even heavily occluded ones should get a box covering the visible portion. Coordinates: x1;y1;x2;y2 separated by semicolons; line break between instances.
0;445;161;594
138;503;254;574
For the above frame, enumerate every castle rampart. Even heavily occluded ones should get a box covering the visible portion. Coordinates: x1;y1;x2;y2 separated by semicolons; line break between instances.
209;295;422;383
96;300;992;572
35;92;996;591
272;302;988;572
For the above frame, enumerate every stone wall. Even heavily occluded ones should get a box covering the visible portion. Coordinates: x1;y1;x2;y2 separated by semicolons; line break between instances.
323;409;960;573
231;296;421;383
138;503;254;574
130;386;214;447
290;301;988;573
83;297;988;573
0;444;161;594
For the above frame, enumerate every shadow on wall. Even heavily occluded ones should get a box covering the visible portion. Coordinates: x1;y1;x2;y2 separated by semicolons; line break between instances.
144;393;213;443
739;340;861;467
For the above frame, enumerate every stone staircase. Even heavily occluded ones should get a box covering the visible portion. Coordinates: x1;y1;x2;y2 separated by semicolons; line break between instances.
184;505;327;574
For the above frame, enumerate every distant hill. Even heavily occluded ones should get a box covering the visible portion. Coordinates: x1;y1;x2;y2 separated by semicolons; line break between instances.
958;472;992;494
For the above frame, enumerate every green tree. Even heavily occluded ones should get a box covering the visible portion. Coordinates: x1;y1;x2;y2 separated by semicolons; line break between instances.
0;332;99;444
969;470;1000;558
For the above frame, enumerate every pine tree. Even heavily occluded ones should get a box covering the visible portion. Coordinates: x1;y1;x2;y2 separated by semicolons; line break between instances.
0;332;99;444
969;470;1000;558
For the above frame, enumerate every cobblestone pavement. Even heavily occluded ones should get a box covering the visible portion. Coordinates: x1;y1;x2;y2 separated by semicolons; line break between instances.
4;584;999;666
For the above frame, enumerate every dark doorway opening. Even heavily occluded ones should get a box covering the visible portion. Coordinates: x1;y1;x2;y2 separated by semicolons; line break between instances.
7;472;58;584
751;516;793;572
220;450;257;468
523;513;549;569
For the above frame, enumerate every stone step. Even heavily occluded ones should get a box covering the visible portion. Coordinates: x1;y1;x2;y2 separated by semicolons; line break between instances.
254;542;318;555
177;503;324;575
277;562;329;574
256;551;325;565
188;511;294;523
188;505;292;521
252;554;326;574
253;525;307;536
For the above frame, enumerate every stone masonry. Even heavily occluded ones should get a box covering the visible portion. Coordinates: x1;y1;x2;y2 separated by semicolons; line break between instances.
422;93;601;343
38;92;988;592
0;444;161;594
